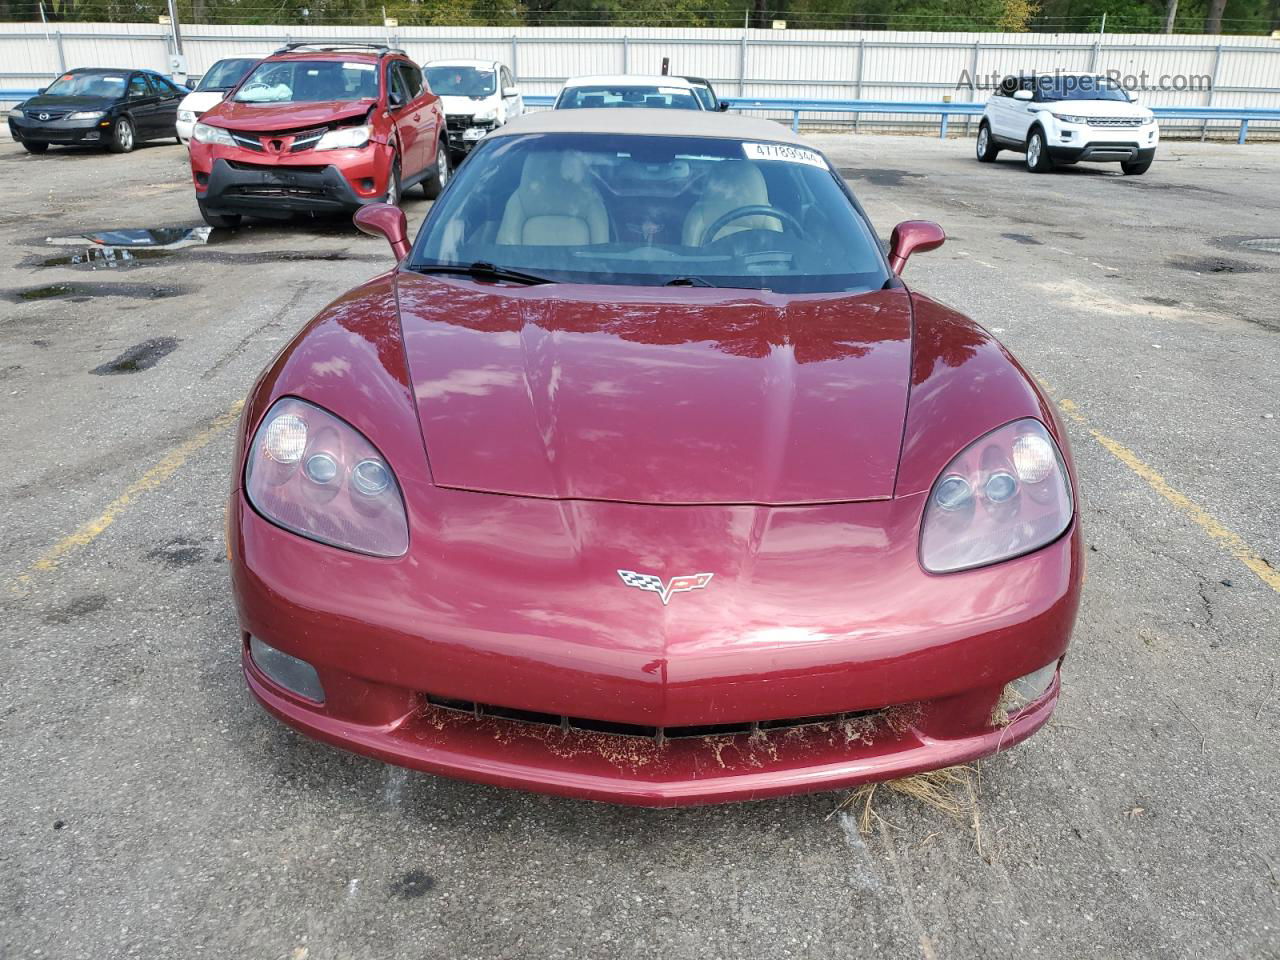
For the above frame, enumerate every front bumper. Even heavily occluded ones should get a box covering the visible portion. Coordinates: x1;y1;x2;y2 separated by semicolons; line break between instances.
190;141;391;217
1046;119;1159;163
230;485;1082;806
8;116;111;145
445;117;496;153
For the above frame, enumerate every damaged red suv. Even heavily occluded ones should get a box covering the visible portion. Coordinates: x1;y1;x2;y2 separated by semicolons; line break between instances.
188;43;448;228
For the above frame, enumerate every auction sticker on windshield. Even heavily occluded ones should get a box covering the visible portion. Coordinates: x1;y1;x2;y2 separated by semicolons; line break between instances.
742;142;828;169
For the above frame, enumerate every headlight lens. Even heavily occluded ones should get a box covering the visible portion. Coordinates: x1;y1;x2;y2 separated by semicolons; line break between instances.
7;108;24;118
472;108;497;123
193;121;235;146
245;398;409;557
67;110;105;120
178;109;197;122
920;419;1072;573
1051;112;1088;124
315;124;371;150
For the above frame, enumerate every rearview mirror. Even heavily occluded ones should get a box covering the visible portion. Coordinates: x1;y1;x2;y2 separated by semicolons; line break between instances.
1013;89;1033;101
502;85;519;98
354;203;409;261
887;220;946;275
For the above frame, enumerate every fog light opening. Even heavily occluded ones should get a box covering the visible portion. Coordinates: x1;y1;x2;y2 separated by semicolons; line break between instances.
249;635;325;703
992;660;1058;727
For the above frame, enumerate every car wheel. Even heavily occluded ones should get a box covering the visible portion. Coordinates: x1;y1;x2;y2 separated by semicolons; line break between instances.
1025;128;1054;173
21;141;49;155
198;201;241;229
422;139;450;199
386;155;402;206
108;117;135;154
1121;157;1153;176
975;123;999;162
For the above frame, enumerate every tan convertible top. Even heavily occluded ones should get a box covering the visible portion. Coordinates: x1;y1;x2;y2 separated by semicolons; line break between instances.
487;108;812;146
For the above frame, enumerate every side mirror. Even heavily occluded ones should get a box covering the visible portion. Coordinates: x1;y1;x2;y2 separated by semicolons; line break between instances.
1013;89;1033;101
717;101;730;112
502;85;519;98
388;91;404;108
1129;94;1140;103
354;203;409;261
887;220;946;275
37;86;47;94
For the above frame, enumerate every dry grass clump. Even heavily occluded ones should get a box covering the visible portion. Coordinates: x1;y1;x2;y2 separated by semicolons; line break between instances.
828;765;989;858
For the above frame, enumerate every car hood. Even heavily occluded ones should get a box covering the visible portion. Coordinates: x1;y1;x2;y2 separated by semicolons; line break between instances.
1044;98;1150;118
179;91;226;114
395;274;914;504
440;93;497;115
19;95;115;111
202;98;374;131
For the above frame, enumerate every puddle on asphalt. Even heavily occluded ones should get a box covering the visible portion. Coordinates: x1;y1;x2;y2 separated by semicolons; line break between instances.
3;282;190;302
91;337;180;375
46;227;213;250
838;167;926;188
1169;255;1263;275
34;248;176;270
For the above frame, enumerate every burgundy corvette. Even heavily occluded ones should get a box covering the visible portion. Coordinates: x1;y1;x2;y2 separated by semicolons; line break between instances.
229;110;1082;806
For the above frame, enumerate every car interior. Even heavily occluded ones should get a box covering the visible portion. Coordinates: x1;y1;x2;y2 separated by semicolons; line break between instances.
418;136;886;292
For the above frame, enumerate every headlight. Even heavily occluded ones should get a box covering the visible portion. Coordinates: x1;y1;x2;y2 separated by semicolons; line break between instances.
244;398;409;557
920;418;1072;573
9;108;27;118
178;109;197;123
472;108;497;123
193;121;235;146
315;124;371;150
66;110;105;121
1051;112;1089;124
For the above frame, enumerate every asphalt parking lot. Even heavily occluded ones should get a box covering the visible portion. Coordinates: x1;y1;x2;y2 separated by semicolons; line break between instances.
2;131;1278;960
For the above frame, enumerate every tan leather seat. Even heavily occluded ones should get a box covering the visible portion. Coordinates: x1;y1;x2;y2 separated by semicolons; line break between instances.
682;160;782;246
497;152;609;246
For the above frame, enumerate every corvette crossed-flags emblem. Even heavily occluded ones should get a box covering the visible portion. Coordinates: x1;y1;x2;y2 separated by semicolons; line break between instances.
617;570;714;606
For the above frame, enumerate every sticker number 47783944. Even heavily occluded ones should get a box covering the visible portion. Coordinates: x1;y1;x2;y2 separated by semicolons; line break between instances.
741;142;829;169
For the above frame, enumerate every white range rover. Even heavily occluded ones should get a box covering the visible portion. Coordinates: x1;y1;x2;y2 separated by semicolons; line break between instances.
976;73;1159;175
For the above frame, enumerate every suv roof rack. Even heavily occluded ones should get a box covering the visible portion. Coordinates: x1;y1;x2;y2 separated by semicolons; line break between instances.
274;42;404;56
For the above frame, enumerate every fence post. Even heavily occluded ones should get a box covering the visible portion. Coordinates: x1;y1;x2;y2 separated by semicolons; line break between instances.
853;37;864;133
510;35;518;78
737;33;747;96
1202;43;1222;141
964;40;980;138
1238;119;1248;144
622;35;629;74
940;111;949;140
53;29;66;74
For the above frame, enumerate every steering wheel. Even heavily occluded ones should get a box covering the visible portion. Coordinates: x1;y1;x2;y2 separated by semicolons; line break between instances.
700;204;804;246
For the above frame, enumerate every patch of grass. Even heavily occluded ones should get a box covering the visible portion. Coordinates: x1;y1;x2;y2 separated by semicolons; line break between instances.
829;765;990;859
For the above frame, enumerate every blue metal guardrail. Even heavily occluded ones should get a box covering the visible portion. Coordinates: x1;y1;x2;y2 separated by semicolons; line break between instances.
524;93;1280;145
7;89;1280;145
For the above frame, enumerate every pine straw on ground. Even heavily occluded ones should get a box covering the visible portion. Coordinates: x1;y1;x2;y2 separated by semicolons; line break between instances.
827;765;991;859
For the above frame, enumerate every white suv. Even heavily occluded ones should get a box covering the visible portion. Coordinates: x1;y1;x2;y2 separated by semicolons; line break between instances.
424;59;523;161
976;73;1159;175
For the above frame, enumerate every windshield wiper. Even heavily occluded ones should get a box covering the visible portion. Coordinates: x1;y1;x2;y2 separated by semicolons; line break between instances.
413;261;555;286
665;275;715;287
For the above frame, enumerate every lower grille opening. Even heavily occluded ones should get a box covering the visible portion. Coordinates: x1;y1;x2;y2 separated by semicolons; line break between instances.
424;693;883;742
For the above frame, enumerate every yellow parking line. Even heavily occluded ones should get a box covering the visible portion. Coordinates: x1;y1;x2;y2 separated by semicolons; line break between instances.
1055;396;1280;594
10;400;244;592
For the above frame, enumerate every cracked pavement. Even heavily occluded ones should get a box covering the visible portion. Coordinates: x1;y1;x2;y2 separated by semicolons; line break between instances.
1;133;1279;959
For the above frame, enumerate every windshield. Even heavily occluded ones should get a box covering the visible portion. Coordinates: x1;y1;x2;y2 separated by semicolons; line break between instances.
412;132;887;294
557;85;702;110
43;72;126;98
197;58;257;92
426;66;496;97
233;59;378;104
1035;75;1131;102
